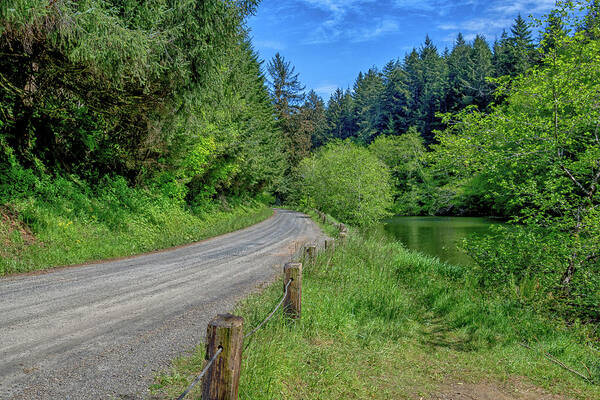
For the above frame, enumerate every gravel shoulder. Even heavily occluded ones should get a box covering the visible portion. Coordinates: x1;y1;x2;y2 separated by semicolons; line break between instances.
0;208;324;399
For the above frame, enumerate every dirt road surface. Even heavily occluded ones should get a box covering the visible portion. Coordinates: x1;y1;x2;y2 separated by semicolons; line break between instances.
0;209;324;399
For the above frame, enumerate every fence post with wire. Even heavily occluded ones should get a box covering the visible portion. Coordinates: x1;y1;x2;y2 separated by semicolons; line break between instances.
283;262;302;319
304;244;317;264
178;263;302;399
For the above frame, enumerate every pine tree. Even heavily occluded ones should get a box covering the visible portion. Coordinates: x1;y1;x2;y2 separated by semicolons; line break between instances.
404;48;424;132
541;9;567;52
266;53;308;167
299;90;328;148
267;53;305;118
447;33;472;111
582;0;600;39
326;88;347;140
493;30;512;77
508;15;535;76
470;35;494;109
352;68;385;143
418;36;448;143
381;59;411;135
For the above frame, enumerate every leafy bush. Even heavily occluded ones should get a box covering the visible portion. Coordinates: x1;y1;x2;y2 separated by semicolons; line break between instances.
434;6;600;322
297;141;392;226
464;225;600;322
368;130;437;216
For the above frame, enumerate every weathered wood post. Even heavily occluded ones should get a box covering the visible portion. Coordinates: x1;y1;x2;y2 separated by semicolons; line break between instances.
325;238;335;252
339;231;347;244
321;213;326;223
202;314;244;400
283;262;302;319
304;245;317;264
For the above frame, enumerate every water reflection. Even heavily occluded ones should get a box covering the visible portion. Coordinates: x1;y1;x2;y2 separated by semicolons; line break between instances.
384;216;500;266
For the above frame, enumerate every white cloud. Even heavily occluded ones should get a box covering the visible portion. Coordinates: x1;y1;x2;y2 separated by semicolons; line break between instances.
300;0;393;44
350;19;400;42
439;17;513;32
314;84;339;99
254;40;287;50
392;0;481;15
301;0;375;14
490;0;557;16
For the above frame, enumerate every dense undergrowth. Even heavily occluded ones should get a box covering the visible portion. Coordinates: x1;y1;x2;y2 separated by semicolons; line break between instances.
0;173;273;276
151;212;600;399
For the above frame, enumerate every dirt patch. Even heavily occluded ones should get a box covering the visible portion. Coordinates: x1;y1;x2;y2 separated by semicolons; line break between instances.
431;379;570;400
0;206;37;252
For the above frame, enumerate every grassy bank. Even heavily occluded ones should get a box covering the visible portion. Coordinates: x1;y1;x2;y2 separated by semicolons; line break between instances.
151;212;599;399
0;176;273;276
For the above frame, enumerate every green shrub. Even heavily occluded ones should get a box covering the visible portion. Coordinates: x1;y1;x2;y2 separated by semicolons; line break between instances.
297;141;393;226
464;225;600;322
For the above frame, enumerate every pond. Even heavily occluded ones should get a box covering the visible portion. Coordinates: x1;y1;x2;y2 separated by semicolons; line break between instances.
383;216;500;266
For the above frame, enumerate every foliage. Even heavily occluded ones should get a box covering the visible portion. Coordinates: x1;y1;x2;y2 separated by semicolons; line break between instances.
434;2;600;321
311;15;535;148
0;0;283;205
0;172;273;275
368;130;435;215
266;52;309;192
297;141;392;226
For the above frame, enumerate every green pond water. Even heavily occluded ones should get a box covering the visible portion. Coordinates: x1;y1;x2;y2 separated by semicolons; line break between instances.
384;216;500;266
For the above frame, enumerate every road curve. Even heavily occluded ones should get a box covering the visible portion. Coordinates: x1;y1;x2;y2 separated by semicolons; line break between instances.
0;209;325;399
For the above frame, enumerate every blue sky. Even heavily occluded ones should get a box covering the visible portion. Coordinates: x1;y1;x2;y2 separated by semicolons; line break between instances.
247;0;558;100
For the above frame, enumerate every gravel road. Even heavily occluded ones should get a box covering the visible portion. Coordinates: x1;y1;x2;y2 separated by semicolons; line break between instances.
0;209;325;399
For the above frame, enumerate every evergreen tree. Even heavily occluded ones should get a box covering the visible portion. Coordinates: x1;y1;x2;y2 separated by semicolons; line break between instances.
299;90;328;148
418;36;448;143
325;88;356;141
352;68;385;143
469;35;494;109
582;0;600;39
447;33;473;111
326;88;346;140
493;30;512;77
266;53;308;168
267;53;306;118
509;15;535;76
541;9;567;53
404;48;423;133
381;59;411;135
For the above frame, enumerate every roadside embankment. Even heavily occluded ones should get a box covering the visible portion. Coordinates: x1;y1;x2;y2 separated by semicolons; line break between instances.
0;177;273;276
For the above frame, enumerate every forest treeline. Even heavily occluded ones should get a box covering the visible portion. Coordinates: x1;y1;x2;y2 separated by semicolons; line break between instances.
0;0;285;206
291;2;600;323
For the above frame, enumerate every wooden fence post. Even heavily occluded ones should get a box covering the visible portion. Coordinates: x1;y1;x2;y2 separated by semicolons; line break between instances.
283;262;302;319
304;245;316;264
339;231;347;244
202;314;244;400
325;239;335;252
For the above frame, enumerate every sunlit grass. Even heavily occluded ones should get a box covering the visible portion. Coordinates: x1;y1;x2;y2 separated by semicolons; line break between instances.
0;195;273;276
152;214;599;400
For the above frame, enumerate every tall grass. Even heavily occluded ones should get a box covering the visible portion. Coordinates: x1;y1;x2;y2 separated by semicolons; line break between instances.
0;175;273;276
152;218;599;399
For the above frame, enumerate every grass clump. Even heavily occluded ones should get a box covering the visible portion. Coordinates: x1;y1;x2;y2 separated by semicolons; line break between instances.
152;222;600;399
0;175;273;276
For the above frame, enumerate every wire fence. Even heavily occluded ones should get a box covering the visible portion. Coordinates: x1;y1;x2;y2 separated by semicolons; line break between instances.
244;279;292;340
176;347;222;400
177;278;294;399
